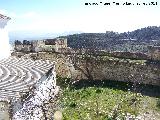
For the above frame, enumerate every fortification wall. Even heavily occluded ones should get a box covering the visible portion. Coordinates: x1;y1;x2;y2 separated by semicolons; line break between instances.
66;58;160;86
91;61;160;85
12;52;160;86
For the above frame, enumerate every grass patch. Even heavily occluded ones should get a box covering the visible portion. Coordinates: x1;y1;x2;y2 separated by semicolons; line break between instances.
60;87;145;120
56;79;160;120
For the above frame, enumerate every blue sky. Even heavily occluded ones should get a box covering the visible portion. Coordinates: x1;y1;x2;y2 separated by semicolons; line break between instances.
0;0;160;33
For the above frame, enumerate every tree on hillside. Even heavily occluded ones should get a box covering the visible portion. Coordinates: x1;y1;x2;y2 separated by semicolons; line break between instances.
23;40;31;45
128;26;160;40
14;40;22;45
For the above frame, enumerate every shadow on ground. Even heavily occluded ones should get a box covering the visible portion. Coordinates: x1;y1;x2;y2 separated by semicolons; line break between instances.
71;79;160;98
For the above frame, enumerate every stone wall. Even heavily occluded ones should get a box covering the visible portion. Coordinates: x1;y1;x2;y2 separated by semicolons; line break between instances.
58;56;160;86
11;52;160;86
44;53;160;86
91;60;160;86
12;66;59;119
68;58;160;86
29;52;72;78
0;101;10;120
148;46;160;61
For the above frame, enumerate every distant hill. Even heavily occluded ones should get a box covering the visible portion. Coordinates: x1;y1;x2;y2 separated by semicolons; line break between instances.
10;26;160;53
127;26;160;41
59;26;160;53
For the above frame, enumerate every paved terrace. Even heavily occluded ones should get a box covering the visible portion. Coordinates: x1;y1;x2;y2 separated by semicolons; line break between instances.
0;57;54;100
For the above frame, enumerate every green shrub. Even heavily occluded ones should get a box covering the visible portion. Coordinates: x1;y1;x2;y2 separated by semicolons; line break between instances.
156;98;160;109
56;76;72;88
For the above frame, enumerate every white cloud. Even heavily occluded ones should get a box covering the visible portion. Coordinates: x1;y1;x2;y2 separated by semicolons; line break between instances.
5;5;160;33
21;12;38;18
0;9;8;15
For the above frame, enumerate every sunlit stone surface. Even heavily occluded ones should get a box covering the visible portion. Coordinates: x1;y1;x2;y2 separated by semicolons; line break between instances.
12;65;59;119
0;56;58;119
0;57;55;100
0;14;11;60
0;101;10;120
0;14;11;120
